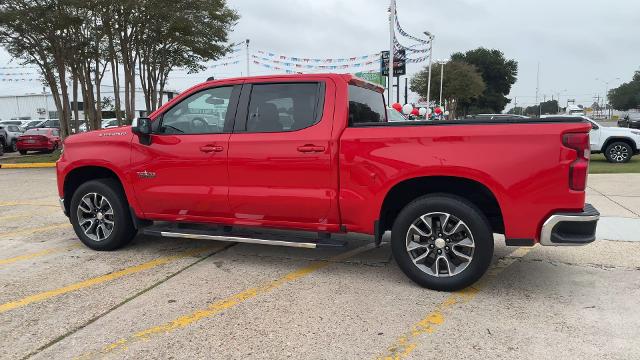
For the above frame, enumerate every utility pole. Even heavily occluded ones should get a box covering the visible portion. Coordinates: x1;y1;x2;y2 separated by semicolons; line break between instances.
438;60;446;107
245;39;251;76
425;32;434;107
404;77;408;104
388;0;395;104
535;62;540;107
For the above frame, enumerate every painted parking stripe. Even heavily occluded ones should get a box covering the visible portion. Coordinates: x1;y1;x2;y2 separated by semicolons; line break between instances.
0;223;71;240
376;247;533;360
0;207;64;222
0;163;57;169
80;243;377;358
0;244;82;267
0;245;226;314
0;200;59;208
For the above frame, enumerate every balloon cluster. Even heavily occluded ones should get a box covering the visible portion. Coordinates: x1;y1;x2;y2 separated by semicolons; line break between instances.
392;103;450;120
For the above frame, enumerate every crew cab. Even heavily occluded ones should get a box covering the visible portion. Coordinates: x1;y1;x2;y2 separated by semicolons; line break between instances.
56;74;599;291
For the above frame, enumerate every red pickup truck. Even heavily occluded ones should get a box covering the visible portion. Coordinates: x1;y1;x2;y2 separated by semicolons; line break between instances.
56;74;599;291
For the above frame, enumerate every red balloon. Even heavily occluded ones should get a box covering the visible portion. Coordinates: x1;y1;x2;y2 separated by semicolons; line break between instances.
411;108;420;116
434;107;443;115
392;103;403;112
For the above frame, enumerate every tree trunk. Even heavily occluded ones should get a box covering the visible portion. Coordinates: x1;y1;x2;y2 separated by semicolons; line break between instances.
72;73;79;133
53;55;71;138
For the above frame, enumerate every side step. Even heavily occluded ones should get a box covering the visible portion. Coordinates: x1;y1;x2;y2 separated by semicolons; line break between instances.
141;224;346;249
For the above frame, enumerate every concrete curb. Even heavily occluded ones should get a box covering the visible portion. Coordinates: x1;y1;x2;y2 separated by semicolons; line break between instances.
0;162;57;169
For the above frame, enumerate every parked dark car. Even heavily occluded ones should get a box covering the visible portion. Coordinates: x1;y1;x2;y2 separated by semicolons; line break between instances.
618;113;640;129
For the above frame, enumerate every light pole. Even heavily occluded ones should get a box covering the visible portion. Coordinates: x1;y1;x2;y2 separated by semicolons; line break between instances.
245;39;250;76
388;0;396;105
437;59;447;109
424;31;434;108
596;77;620;119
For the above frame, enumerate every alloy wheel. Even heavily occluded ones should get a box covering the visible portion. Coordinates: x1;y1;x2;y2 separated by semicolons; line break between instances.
405;212;475;277
609;145;629;162
76;192;115;241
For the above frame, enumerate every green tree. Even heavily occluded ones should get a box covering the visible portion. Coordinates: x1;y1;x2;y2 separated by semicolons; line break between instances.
410;61;485;119
522;100;559;116
609;71;640;111
507;106;524;115
450;48;518;114
0;0;81;137
136;0;239;113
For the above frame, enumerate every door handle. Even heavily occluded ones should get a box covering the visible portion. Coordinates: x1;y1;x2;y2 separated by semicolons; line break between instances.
200;145;224;153
297;145;325;153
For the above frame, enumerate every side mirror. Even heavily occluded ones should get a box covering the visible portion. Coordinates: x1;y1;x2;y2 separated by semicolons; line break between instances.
132;117;153;145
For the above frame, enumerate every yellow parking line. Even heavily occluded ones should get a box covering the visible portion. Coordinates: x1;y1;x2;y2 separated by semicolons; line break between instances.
0;213;31;222
0;245;225;315
0;244;82;267
0;162;57;169
80;243;377;359
0;207;63;222
0;223;71;240
0;200;59;208
376;247;533;360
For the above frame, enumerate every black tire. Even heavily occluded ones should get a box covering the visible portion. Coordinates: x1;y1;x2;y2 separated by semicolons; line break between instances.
10;140;17;153
391;194;494;291
45;143;58;154
604;141;633;163
70;178;137;251
19;150;27;155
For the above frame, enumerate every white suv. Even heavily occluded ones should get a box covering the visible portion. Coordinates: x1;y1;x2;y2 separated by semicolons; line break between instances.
586;118;640;163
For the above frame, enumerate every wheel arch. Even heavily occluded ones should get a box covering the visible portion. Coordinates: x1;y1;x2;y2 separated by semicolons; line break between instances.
62;165;135;217
603;137;638;153
378;176;505;236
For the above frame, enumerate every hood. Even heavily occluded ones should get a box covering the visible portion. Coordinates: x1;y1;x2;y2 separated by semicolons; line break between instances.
600;126;640;140
65;126;134;144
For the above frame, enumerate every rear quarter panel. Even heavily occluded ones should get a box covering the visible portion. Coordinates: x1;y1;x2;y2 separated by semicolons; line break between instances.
339;122;591;240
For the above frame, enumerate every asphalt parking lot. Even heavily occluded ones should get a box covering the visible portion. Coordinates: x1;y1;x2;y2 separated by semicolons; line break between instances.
1;169;639;360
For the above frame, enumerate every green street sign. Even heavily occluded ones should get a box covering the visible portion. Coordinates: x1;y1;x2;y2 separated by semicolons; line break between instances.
355;71;386;87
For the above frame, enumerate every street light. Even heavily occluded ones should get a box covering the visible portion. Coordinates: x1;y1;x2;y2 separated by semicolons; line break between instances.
424;31;435;108
437;59;448;111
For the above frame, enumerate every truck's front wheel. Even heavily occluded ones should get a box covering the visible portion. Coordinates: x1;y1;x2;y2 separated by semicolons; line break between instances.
70;179;137;251
391;194;493;291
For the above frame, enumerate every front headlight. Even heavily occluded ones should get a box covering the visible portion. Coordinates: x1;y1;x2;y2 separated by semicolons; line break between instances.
631;131;640;136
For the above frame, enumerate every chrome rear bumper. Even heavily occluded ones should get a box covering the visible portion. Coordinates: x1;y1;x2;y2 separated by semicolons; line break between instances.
540;204;599;246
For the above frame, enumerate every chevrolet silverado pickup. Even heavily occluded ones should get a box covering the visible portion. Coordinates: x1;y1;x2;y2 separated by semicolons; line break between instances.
56;74;599;291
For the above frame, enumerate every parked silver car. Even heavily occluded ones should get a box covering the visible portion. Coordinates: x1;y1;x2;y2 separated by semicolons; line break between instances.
0;124;23;152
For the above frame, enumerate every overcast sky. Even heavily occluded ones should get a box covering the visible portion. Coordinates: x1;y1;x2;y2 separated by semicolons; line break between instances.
1;0;638;109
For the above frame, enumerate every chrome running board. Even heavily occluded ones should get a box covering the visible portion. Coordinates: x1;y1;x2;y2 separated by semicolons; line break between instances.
141;224;346;249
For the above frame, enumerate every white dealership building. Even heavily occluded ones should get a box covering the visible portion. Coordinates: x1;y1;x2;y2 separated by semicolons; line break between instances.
0;89;175;121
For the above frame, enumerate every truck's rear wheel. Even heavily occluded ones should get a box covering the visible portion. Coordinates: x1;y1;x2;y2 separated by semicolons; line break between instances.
605;141;632;163
391;194;494;291
70;179;136;251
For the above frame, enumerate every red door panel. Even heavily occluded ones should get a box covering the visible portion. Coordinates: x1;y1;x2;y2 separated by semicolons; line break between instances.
130;133;230;218
227;78;338;229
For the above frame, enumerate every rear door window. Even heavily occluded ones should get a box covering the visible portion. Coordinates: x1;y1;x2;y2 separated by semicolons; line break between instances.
243;82;324;133
348;85;387;126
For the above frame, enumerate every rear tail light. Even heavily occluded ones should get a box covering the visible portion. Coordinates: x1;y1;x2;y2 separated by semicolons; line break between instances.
563;133;590;191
